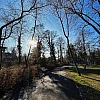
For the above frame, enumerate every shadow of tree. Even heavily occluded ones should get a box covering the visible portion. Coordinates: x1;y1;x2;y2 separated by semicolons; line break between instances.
82;76;100;82
4;67;36;100
76;83;100;100
68;67;100;75
48;72;100;100
48;73;81;100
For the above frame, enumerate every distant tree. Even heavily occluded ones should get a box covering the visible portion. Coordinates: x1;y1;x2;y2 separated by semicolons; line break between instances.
89;48;100;65
30;41;42;65
43;30;57;62
11;47;17;63
56;37;65;62
95;48;100;65
30;47;39;64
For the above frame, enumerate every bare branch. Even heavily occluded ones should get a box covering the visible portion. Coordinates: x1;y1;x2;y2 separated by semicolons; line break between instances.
2;20;21;40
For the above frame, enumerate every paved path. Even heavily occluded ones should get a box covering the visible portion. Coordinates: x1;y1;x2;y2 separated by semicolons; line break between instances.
28;67;81;100
2;66;81;100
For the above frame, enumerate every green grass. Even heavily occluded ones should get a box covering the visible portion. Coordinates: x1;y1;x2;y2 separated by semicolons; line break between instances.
66;65;100;100
90;65;100;68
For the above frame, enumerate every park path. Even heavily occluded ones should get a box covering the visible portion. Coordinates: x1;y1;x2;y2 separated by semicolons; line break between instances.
27;66;81;100
2;66;82;100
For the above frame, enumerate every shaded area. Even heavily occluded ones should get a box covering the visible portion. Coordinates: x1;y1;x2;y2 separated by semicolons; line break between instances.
83;76;100;82
76;83;100;100
2;67;36;100
0;67;23;98
68;66;100;75
48;72;81;100
67;66;100;100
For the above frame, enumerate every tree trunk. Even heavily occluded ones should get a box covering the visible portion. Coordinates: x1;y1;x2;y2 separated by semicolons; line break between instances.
0;29;2;69
18;36;21;65
60;43;63;62
56;11;81;76
82;28;87;69
67;37;81;76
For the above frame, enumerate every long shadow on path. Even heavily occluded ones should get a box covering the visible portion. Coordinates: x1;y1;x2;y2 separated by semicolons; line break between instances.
48;72;81;100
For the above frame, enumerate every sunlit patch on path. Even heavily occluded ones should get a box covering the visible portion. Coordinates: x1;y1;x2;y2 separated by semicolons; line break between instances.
28;67;81;100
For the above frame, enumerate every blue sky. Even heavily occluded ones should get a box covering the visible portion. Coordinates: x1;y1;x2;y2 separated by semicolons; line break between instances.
0;0;67;54
0;0;99;55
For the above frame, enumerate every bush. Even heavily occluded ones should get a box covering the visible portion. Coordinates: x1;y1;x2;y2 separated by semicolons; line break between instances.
0;67;23;97
46;62;56;70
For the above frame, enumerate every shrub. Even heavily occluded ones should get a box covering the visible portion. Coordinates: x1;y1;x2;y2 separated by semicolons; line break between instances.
0;67;23;97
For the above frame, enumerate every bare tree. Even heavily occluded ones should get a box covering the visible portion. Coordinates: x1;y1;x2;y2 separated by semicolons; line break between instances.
47;0;100;35
0;0;48;69
56;37;65;62
43;30;57;62
47;0;81;75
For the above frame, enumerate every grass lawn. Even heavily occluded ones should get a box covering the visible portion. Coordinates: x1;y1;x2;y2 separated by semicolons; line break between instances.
66;65;100;100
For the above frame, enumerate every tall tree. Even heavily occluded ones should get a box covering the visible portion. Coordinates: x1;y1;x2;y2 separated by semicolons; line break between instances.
0;0;48;69
47;0;100;35
56;37;65;62
44;30;57;62
47;0;81;75
11;47;17;63
0;0;37;69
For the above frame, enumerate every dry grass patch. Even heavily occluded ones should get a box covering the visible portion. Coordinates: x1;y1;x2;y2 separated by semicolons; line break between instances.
0;67;23;97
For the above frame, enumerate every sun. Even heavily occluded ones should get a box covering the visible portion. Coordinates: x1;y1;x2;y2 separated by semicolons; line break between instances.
28;38;37;47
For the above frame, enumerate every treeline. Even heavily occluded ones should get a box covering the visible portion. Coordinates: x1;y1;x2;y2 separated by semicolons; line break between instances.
28;24;100;69
67;44;100;65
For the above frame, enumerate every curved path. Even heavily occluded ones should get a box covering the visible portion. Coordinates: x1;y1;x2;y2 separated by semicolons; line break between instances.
2;66;82;100
28;66;81;100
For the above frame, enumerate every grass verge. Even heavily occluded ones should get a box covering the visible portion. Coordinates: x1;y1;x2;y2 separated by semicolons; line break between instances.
66;65;100;100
